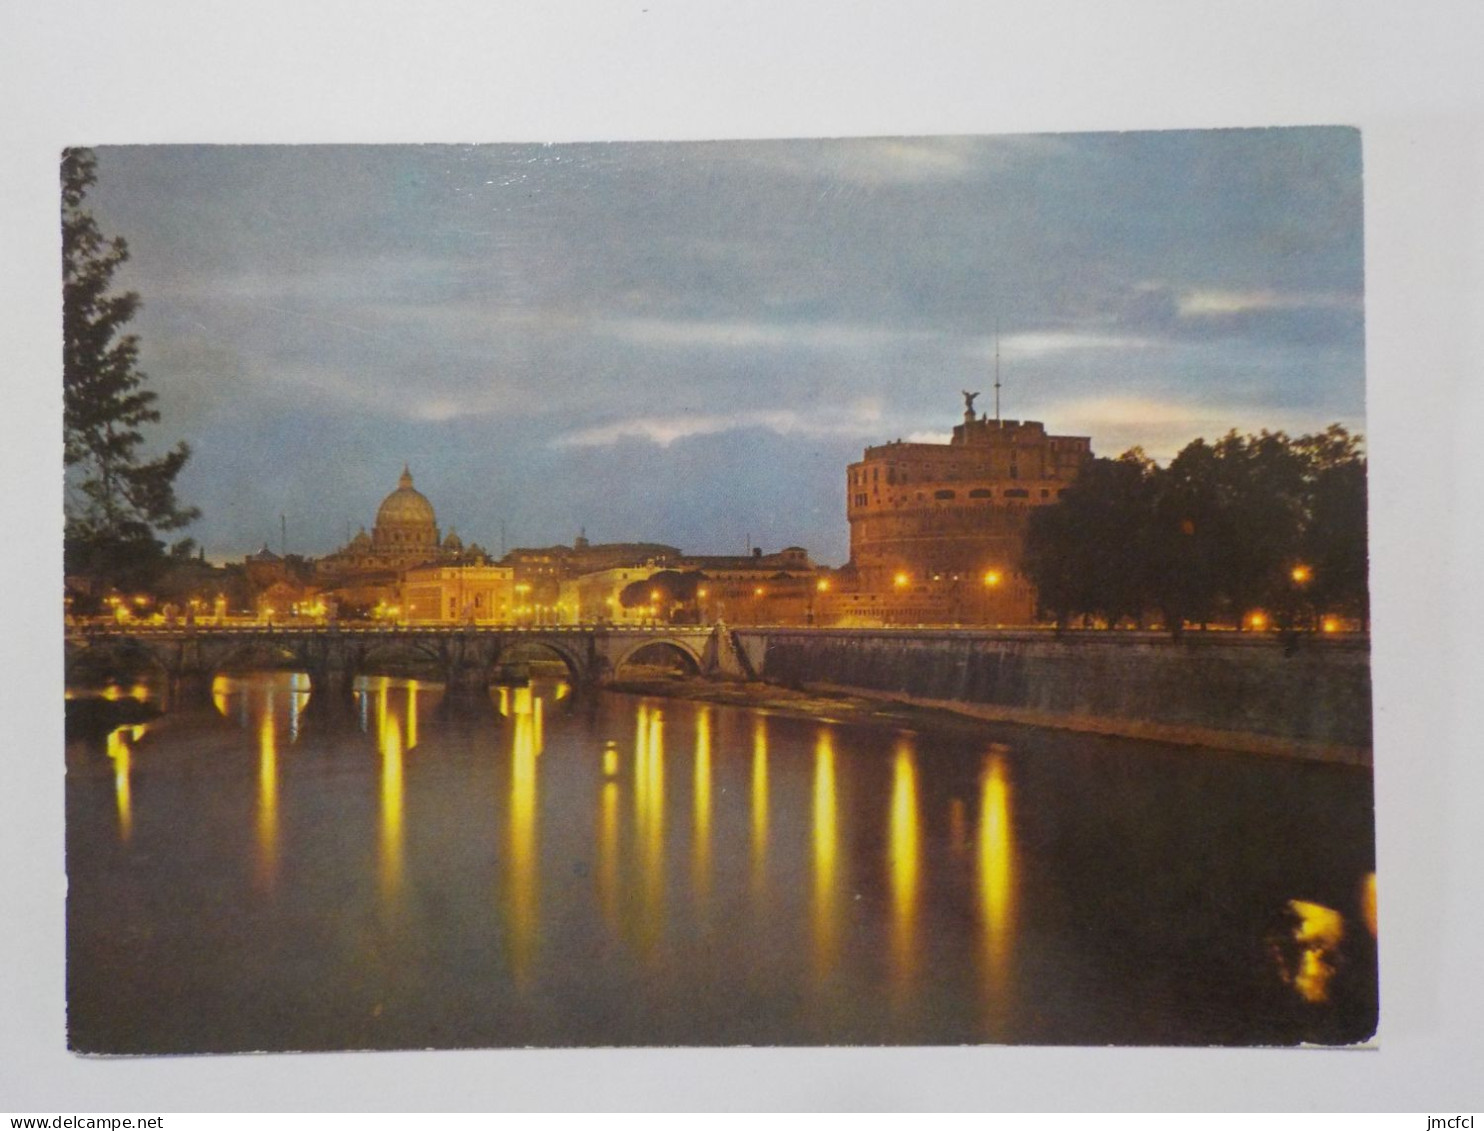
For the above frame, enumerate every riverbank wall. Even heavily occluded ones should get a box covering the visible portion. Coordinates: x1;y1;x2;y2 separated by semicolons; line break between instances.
734;628;1372;765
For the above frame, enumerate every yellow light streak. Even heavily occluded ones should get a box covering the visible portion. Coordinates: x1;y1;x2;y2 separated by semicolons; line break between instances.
1285;899;1345;1004
693;707;713;903
598;779;620;930
1361;872;1378;938
508;703;538;984
978;750;1016;1015
888;738;920;990
751;717;770;900
256;709;279;890
811;727;839;974
105;725;141;843
378;715;404;906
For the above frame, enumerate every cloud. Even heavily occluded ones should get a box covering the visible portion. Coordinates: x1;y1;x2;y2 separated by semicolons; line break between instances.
998;330;1154;357
594;316;940;353
1042;395;1364;461
552;402;884;448
1177;289;1361;317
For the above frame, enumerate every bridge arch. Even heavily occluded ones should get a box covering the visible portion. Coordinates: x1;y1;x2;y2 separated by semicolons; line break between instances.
609;636;704;678
491;639;589;687
353;638;453;678
212;640;317;676
64;636;173;687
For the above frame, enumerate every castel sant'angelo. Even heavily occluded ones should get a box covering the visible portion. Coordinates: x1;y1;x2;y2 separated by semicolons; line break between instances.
832;391;1092;626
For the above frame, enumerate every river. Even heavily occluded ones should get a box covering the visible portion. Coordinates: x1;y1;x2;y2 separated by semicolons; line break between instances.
65;671;1377;1052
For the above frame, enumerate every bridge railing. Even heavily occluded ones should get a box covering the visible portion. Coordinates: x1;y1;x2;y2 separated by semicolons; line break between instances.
67;621;717;639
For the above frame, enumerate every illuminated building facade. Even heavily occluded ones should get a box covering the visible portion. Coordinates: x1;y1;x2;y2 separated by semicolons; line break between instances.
559;567;664;625
677;547;823;626
837;399;1092;625
402;563;516;624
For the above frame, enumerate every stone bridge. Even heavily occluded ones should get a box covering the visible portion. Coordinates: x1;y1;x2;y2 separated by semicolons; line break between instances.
65;623;756;699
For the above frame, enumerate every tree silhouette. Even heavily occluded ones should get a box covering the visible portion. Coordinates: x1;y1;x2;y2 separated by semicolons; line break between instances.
1024;427;1367;635
63;147;197;596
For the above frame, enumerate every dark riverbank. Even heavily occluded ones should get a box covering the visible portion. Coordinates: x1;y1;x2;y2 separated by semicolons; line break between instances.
64;696;162;743
603;673;1372;765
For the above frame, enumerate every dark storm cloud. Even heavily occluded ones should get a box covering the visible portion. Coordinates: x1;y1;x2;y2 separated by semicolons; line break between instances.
85;130;1365;564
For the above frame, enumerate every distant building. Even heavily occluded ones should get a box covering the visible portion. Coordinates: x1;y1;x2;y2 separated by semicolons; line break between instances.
244;543;316;620
674;546;823;625
310;466;491;616
505;535;682;621
552;546;826;625
559;566;664;625
402;563;516;624
834;396;1092;625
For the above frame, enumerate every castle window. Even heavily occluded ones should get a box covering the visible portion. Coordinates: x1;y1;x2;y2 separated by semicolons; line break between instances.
934;489;956;500
1041;489;1050;499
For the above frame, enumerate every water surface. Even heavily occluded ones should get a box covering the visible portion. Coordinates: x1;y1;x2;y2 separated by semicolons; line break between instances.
66;672;1377;1052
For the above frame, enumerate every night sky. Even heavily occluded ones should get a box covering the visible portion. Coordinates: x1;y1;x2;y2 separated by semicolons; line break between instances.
84;130;1365;564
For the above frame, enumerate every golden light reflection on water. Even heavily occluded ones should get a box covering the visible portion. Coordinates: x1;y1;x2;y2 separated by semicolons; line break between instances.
379;713;405;905
888;737;920;990
598;779;621;930
256;708;279;890
405;680;418;750
692;708;713;904
1281;899;1345;1004
105;724;145;842
508;687;539;983
978;749;1016;1019
633;704;666;951
100;683;150;703
1361;873;1377;939
751;718;769;899
811;728;839;974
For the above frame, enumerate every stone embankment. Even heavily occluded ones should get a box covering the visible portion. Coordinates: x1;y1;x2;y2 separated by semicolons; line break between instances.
628;628;1373;766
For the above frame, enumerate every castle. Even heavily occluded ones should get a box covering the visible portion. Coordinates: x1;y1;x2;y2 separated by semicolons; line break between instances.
830;394;1092;625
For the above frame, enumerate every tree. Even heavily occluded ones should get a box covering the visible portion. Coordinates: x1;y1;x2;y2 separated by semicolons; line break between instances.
620;570;706;623
1294;425;1369;629
1025;425;1368;637
63;148;197;597
1024;450;1159;628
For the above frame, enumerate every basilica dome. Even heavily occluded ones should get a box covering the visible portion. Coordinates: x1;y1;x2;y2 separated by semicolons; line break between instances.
371;465;440;559
376;466;437;528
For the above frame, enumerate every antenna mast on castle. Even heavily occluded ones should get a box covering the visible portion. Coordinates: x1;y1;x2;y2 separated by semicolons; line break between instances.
994;320;1002;424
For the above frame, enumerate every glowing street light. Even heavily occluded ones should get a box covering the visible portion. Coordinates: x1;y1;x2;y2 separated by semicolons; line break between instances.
893;572;909;589
1290;564;1312;585
982;570;1002;587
